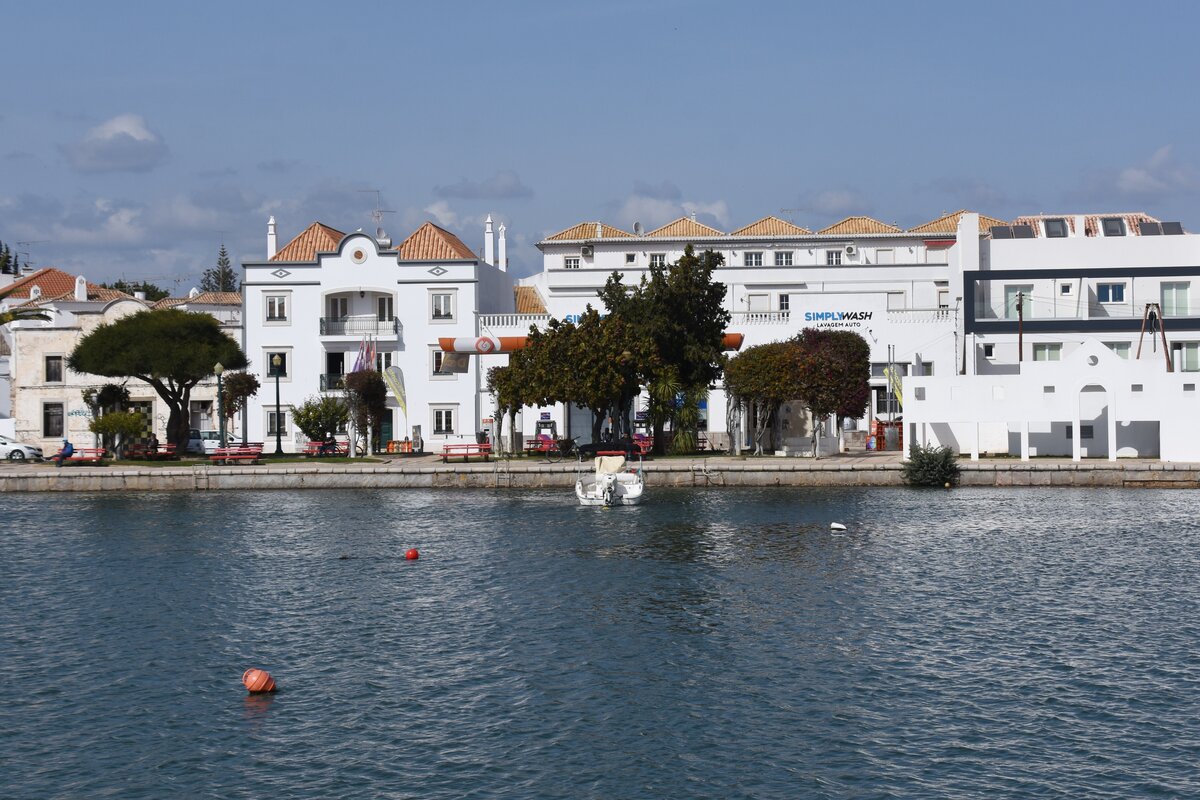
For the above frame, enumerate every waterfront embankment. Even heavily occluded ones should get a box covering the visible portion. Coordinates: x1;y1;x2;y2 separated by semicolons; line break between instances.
3;452;1200;491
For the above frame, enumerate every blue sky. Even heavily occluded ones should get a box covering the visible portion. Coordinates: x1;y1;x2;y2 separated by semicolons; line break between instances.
3;0;1198;286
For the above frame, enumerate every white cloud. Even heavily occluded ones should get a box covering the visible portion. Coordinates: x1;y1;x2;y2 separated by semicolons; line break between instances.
610;184;731;232
423;200;461;229
61;113;168;173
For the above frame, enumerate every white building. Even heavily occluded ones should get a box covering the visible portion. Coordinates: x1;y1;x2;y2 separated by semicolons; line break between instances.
241;216;515;452
907;212;1200;460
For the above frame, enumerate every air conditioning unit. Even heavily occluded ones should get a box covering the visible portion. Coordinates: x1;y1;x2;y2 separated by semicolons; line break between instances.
580;245;594;257
844;243;857;256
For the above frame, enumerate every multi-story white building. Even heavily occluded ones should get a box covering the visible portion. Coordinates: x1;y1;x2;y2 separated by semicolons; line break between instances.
241;216;515;452
908;211;1200;460
0;269;239;453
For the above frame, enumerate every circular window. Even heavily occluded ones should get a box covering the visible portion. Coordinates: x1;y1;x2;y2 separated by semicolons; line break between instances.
1088;355;1099;366
351;248;367;264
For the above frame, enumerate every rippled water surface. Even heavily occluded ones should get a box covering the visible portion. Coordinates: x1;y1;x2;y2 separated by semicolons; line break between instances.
2;487;1199;798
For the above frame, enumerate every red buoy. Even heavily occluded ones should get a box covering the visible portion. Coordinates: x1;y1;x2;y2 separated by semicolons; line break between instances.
405;548;420;560
242;668;277;693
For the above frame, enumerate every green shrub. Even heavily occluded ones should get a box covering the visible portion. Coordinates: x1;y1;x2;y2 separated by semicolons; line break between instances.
292;396;349;442
902;443;961;487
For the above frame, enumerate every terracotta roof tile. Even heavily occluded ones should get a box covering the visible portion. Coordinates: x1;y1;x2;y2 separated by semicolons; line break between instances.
644;217;726;238
153;292;242;309
729;216;812;236
0;268;135;303
544;221;634;241
1012;213;1162;237
514;286;547;314
270;222;345;262
397;222;477;261
817;216;903;235
908;210;1009;235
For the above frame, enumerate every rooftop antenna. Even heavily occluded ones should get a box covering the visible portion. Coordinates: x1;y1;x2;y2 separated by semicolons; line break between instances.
16;240;49;269
778;209;802;223
356;189;396;226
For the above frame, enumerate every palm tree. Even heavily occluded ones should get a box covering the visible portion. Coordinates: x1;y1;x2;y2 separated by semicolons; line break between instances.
0;307;52;326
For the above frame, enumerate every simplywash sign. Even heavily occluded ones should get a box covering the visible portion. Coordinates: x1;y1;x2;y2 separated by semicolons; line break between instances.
803;310;873;328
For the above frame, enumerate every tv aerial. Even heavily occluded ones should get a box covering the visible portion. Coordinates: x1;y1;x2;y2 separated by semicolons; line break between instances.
357;189;396;226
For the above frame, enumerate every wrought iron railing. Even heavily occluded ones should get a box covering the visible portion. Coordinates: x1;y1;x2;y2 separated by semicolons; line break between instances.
320;316;399;335
319;373;346;391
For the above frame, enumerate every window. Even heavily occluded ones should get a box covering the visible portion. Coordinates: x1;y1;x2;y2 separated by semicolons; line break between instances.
1032;343;1062;361
875;248;895;265
431;292;454;321
778;294;790;312
983;343;995;359
938;289;950;308
375;352;393;372
1065;425;1094;440
774;251;793;267
377;295;393;321
1044;218;1068;238
1060;283;1073;296
268;410;288;436
265;295;288;322
744;252;762;267
266;351;289;378
1005;285;1033;319
1043;386;1056;394
1097;282;1125;304
432;406;456;435
45;355;63;383
870;363;908;378
746;294;769;312
919;362;934;377
1132;384;1143;392
1101;217;1126;237
650;254;666;268
328;296;348;319
43;402;64;437
1162;282;1190;316
625;253;636;265
1172;342;1200;372
564;257;580;270
825;250;842;266
887;292;905;310
1105;342;1131;359
431;348;454;378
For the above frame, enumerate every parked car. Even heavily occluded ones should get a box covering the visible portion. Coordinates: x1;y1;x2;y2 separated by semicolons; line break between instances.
186;429;223;455
0;434;44;462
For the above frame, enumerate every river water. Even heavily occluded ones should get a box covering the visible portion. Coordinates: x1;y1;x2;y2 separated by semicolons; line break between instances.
2;487;1198;798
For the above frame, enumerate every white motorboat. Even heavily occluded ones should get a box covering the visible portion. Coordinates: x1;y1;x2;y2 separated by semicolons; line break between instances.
576;454;644;506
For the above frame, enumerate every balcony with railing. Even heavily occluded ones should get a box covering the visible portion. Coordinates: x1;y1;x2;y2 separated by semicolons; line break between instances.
320;315;399;336
729;310;791;325
319;373;346;392
477;313;552;331
886;307;955;323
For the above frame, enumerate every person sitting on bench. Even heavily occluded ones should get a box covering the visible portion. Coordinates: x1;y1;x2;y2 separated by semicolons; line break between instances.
55;439;74;467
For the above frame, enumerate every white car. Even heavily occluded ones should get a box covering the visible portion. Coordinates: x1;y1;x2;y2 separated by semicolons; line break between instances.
0;434;44;462
186;429;223;455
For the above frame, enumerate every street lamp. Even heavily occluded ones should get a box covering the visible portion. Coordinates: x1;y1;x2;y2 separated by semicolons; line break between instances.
272;353;284;455
214;362;226;449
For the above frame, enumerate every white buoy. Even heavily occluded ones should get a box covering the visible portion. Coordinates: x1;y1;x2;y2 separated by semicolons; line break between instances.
830;523;847;532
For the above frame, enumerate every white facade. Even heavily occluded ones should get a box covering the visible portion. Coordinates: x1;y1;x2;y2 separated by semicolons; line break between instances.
242;219;515;452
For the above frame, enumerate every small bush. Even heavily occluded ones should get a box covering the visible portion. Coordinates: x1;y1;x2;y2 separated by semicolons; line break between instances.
902;443;960;487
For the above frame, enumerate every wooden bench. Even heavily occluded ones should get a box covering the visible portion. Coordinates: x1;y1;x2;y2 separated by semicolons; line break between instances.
441;443;491;462
125;443;177;460
524;435;556;455
303;440;347;457
209;445;264;465
58;447;106;465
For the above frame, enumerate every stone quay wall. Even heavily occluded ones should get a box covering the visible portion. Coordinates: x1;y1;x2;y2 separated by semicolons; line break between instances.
2;458;1200;493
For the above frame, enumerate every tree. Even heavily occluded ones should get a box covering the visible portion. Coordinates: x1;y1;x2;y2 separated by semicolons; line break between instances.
100;280;171;301
220;372;260;441
291;396;349;443
792;329;871;456
89;411;145;458
724;342;804;454
68;309;248;449
201;244;239;292
344;370;387;454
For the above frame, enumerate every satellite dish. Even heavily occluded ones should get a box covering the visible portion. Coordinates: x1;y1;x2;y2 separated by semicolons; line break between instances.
634;221;644;235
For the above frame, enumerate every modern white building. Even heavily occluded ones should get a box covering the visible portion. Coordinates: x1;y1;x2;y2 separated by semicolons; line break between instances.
907;211;1200;460
241;216;515;452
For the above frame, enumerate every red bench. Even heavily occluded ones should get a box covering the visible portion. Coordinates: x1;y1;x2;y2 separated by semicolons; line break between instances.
57;447;106;465
209;445;264;465
524;435;556;455
125;443;178;460
303;440;347;457
441;443;491;462
632;434;654;455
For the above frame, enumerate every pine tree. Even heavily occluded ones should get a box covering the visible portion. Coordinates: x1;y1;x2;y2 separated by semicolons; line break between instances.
200;244;239;292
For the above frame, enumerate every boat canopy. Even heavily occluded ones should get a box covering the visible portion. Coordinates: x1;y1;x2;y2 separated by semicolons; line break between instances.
595;455;626;476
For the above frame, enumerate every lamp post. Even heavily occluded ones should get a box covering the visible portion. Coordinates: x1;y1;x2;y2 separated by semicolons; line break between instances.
214;362;226;449
272;354;284;455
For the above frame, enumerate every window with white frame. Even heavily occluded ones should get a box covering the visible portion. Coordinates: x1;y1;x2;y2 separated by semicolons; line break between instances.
1043;218;1068;238
774;251;793;267
650;254;666;268
1060;283;1073;296
265;295;288;323
375;352;393;372
1162;282;1190;316
1105;342;1131;359
1097;282;1125;304
45;355;64;383
875;248;895;265
1005;285;1034;319
43;402;64;437
1101;217;1126;237
779;294;790;312
564;256;580;269
826;250;842;266
926;247;949;264
625;253;636;265
746;294;769;312
431;405;457;435
431;292;455;321
268;409;289;436
983;343;995;359
430;347;454;378
744;252;762;267
1172;342;1200;372
887;292;905;310
377;295;394;321
265;350;290;379
1032;343;1062;361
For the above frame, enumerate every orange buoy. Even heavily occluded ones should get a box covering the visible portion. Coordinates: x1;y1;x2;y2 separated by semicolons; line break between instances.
242;668;277;693
405;548;419;560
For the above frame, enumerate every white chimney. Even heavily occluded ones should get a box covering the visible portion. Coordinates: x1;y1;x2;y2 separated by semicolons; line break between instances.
484;214;495;266
267;216;278;258
189;287;201;299
595;222;603;238
74;276;87;301
498;223;507;273
134;291;146;301
1074;215;1086;237
31;285;42;300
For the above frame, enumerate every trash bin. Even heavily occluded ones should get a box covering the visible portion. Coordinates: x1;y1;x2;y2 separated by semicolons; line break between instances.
476;430;488;445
